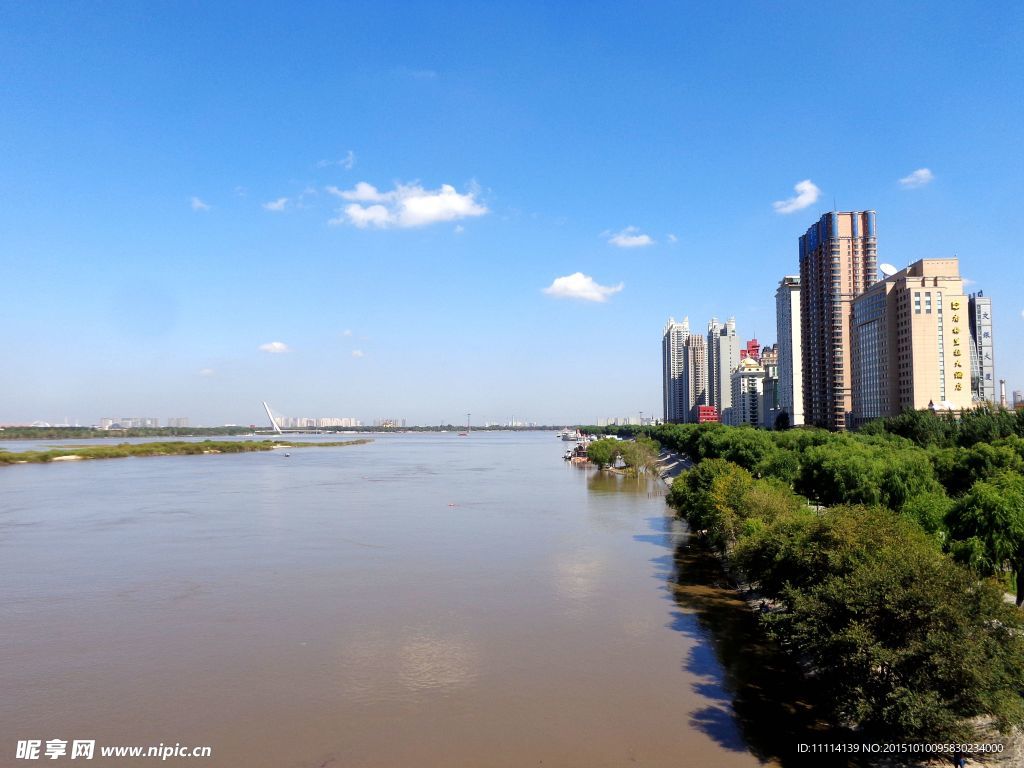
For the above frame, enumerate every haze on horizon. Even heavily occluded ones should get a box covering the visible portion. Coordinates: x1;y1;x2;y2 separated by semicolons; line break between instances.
2;3;1022;427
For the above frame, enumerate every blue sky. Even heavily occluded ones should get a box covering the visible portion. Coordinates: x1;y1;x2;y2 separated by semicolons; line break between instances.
2;2;1022;426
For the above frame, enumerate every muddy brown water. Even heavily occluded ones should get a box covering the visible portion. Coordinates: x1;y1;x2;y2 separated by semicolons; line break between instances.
1;432;849;767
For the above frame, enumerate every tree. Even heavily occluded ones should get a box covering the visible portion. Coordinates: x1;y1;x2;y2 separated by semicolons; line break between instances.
947;471;1024;606
766;538;1024;740
796;439;941;510
931;443;1024;497
619;436;660;473
585;438;620;468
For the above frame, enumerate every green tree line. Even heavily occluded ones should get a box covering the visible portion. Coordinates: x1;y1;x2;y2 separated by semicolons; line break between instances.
584;407;1024;741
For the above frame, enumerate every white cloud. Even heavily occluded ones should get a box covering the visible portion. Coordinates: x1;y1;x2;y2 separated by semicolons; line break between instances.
401;67;438;80
262;197;289;212
454;224;465;234
351;349;365;358
543;272;623;303
328;181;387;202
198;368;215;377
318;150;356;170
327;181;487;228
607;226;655;248
667;233;678;243
772;179;821;214
259;341;289;354
342;329;353;337
899;168;935;188
190;196;210;211
1020;308;1024;321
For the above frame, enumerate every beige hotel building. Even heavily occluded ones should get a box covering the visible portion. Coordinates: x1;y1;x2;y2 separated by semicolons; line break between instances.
850;258;972;426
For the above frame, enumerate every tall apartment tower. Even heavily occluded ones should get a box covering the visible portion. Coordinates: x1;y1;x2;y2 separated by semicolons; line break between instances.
799;211;878;429
663;317;690;422
968;292;995;404
850;258;971;426
775;275;804;426
707;316;740;418
681;335;709;421
760;344;781;428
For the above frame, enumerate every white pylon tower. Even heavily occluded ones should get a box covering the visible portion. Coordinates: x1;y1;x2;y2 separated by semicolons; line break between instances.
262;401;284;434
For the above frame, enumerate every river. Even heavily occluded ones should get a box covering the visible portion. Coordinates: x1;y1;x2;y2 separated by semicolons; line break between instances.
2;431;816;767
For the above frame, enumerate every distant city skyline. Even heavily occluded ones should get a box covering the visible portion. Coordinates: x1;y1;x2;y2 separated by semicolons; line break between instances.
1;4;1022;425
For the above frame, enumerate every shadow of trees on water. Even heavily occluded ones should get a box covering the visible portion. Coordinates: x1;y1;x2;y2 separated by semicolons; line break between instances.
638;514;870;767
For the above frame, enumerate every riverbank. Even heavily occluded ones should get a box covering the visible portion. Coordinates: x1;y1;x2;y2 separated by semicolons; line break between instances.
0;438;372;465
656;444;1022;766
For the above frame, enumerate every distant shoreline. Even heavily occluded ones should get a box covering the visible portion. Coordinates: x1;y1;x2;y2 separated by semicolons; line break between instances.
0;426;567;441
0;439;372;466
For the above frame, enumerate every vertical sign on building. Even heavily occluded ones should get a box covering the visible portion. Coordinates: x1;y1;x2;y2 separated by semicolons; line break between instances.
950;298;964;396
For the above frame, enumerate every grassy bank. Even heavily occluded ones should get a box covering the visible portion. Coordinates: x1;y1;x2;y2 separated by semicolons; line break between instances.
0;439;372;465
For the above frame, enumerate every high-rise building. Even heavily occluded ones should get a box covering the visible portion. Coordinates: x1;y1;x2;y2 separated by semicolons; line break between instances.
681;334;709;421
166;417;189;428
662;317;690;422
775;276;804;426
968;292;995;404
1014;390;1023;409
707;317;740;417
662;316;711;423
850;258;972;426
799;211;878;429
759;344;780;428
729;358;765;426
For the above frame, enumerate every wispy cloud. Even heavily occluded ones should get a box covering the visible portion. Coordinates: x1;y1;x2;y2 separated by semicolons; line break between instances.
259;341;289;354
401;67;438;80
899;168;935;188
326;181;487;229
342;329;353;337
454;224;465;234
317;150;356;170
351;349;365;358
198;368;215;377
667;233;678;243
606;226;655;248
543;272;623;303
262;197;289;212
772;179;821;214
190;196;211;212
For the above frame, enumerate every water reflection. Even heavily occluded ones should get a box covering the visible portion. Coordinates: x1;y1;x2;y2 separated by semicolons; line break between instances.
553;550;605;601
338;627;481;702
662;520;864;767
398;630;480;692
586;470;653;495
